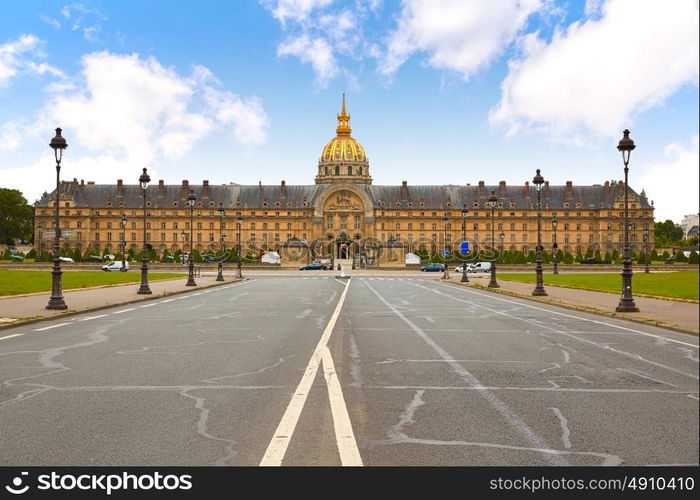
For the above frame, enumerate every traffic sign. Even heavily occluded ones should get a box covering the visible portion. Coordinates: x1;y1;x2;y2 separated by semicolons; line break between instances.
443;248;450;256
460;241;469;254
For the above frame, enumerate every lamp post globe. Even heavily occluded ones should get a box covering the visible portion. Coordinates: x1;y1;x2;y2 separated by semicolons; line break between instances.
487;190;499;288
442;214;450;279
615;129;639;312
551;215;559;275
460;204;469;283
136;168;152;294
120;215;127;271
236;214;243;278
532;169;547;296
216;204;225;281
46;128;68;310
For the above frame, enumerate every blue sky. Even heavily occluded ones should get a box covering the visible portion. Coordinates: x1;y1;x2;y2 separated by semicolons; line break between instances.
1;0;697;222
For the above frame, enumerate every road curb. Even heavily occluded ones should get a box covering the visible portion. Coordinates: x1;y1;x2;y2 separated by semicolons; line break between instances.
0;278;246;332
442;279;699;337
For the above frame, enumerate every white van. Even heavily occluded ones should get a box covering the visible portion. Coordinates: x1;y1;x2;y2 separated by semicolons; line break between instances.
468;261;492;273
102;260;129;271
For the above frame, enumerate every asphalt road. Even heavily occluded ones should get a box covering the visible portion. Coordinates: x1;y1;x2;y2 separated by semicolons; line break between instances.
0;275;697;466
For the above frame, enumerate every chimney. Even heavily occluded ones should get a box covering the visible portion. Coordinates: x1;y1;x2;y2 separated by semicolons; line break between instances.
478;180;486;197
604;180;610;197
544;180;550;198
182;180;189;198
280;180;287;196
524;181;530;197
617;180;624;195
499;180;506;199
400;180;409;199
158;179;165;196
117;179;124;196
203;180;209;198
258;180;262;190
87;181;95;185
565;180;573;198
80;179;84;187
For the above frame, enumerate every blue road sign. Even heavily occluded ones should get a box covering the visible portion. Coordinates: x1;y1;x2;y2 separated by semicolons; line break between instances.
443;248;450;256
460;241;469;254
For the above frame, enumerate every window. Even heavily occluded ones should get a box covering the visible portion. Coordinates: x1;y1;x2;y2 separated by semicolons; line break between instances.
131;232;136;241
197;222;202;230
510;223;515;230
522;234;527;242
523;223;528;230
473;223;478;231
395;223;400;230
347;166;352;175
161;233;166;242
262;223;268;230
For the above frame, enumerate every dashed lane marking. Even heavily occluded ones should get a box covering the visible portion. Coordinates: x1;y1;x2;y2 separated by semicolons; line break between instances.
34;322;71;331
0;333;23;341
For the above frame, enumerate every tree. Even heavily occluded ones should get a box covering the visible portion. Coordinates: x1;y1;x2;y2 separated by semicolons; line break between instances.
594;249;602;262
675;251;687;263
650;249;659;262
654;219;683;246
688;251;699;265
0;188;33;245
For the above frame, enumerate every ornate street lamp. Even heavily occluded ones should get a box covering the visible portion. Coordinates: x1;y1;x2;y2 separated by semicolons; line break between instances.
181;231;187;263
499;231;505;257
216;204;225;281
616;129;639;312
551;215;559;275
643;227;650;274
46;128;68;310
442;214;450;279
186;189;197;286
137;168;152;294
532;169;547;296
236;214;243;278
327;234;335;271
460;204;469;283
487;190;499;288
120;215;127;272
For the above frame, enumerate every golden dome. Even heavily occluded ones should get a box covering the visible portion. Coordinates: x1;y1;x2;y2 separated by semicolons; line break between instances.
320;93;367;163
316;93;372;185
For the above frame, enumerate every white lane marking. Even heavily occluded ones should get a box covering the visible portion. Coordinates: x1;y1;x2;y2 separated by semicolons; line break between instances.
0;333;23;341
112;308;135;314
687;394;699;401
548;407;572;449
140;303;157;308
364;281;568;466
78;314;109;321
260;278;354;466
437;281;699;348
321;346;363;466
617;368;678;388
421;282;699;380
161;299;175;303
34;322;71;331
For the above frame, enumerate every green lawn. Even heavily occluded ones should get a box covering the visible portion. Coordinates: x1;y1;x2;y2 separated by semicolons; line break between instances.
496;271;699;301
0;269;186;296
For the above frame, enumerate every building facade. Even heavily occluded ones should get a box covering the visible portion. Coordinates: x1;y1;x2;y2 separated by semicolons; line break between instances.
34;95;655;265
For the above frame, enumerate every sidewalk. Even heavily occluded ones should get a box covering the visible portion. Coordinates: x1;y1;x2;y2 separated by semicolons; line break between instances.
447;274;699;335
0;275;243;330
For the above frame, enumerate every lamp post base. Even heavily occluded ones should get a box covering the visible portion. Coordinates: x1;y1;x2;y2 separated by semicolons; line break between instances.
532;287;548;296
460;268;469;283
235;262;242;279
137;259;152;294
615;302;639;312
487;265;498;288
216;261;224;281
46;298;68;310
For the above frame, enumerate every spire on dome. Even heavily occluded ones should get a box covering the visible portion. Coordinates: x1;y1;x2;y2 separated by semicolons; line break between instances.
336;92;351;136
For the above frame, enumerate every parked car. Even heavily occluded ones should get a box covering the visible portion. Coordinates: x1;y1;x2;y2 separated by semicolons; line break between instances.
102;260;129;271
299;262;327;270
58;256;74;263
468;261;492;273
454;263;474;273
421;263;445;272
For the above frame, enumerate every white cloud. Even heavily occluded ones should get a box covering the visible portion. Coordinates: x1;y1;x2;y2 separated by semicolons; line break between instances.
636;135;699;223
59;2;108;41
277;34;338;86
0;34;64;86
39;15;62;29
490;0;699;141
261;0;333;25
380;0;544;79
1;51;269;202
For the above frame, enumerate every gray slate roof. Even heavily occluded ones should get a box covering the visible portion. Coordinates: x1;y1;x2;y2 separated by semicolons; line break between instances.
35;179;653;210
